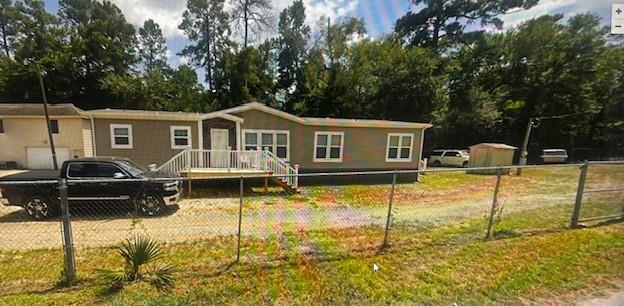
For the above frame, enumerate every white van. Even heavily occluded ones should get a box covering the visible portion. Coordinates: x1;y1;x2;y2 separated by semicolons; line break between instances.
541;149;568;164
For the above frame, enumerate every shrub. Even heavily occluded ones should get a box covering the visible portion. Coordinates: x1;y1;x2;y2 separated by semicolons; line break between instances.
97;234;175;290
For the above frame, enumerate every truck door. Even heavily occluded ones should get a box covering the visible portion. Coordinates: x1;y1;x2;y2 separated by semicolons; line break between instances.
96;163;143;206
66;162;101;203
66;162;141;214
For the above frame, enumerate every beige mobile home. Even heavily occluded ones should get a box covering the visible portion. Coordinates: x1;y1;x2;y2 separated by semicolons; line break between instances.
2;102;432;189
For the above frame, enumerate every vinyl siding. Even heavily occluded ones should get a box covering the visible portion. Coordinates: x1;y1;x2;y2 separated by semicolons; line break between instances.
234;109;425;170
0;117;89;168
81;118;94;157
93;118;199;166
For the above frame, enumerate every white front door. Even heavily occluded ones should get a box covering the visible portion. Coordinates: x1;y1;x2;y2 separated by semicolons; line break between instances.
210;129;229;168
27;147;70;169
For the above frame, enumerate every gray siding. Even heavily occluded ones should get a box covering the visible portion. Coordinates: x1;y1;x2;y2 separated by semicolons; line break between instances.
93;118;199;166
234;109;425;170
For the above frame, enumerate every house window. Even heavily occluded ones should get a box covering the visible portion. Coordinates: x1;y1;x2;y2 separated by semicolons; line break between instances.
50;120;59;134
170;126;192;149
386;133;413;162
242;129;289;160
314;131;344;162
0;120;4;133
110;124;133;149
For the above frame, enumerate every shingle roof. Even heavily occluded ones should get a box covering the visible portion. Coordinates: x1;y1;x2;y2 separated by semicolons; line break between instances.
0;103;84;116
221;102;433;129
302;117;431;128
469;143;517;150
86;108;204;120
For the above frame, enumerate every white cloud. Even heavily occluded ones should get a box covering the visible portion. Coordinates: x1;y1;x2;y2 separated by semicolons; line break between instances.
302;0;359;28
178;55;189;65
109;0;187;38
499;0;610;29
110;0;360;39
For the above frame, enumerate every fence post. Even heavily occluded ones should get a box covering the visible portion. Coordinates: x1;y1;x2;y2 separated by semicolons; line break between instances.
58;178;76;284
382;171;398;249
236;176;244;263
485;167;503;239
571;161;589;228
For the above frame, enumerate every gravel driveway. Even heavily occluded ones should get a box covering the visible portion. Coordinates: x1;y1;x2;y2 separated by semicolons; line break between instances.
0;196;383;250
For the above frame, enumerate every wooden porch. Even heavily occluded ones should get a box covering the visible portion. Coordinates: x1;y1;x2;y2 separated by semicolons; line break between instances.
155;148;299;192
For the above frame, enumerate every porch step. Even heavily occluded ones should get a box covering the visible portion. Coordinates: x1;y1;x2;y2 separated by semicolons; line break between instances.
271;177;300;193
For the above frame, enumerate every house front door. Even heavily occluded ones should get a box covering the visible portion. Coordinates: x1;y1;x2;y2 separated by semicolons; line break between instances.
210;129;229;168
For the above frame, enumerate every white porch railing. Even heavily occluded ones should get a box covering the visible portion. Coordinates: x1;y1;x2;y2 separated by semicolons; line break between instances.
154;148;299;189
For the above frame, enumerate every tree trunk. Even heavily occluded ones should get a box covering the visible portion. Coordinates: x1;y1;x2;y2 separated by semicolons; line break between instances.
206;20;213;90
432;18;441;48
243;0;248;48
1;23;10;58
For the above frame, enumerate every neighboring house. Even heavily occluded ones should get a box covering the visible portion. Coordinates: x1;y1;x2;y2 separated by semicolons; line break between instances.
0;104;93;169
0;103;433;179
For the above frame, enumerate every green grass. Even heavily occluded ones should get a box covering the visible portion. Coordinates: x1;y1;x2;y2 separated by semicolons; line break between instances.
1;165;623;304
1;218;624;304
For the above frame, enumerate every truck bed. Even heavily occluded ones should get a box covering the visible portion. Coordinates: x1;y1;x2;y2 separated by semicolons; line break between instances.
0;170;60;181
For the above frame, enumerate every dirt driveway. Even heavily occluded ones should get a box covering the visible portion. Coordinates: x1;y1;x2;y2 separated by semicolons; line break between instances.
0;196;383;250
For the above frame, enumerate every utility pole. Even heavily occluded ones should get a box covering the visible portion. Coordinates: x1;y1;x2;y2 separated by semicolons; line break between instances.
517;117;533;176
517;117;541;176
36;64;58;170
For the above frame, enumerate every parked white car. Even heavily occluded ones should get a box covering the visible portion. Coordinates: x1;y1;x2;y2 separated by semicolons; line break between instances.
427;149;470;167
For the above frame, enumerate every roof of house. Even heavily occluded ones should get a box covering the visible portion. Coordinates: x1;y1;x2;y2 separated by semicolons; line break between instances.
6;101;433;129
469;143;517;150
221;102;433;129
0;103;85;117
87;108;204;121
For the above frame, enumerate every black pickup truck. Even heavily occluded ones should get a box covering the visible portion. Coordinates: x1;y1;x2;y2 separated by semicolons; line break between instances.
0;157;180;220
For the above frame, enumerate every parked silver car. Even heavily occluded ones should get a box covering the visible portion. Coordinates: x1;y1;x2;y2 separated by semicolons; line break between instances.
427;149;470;167
541;149;568;164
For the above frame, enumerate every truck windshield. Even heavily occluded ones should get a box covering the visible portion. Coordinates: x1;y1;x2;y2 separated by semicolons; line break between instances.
117;160;146;177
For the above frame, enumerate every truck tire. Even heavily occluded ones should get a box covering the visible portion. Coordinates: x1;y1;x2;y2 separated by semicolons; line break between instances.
433;160;442;167
24;196;58;220
462;161;469;168
137;194;165;217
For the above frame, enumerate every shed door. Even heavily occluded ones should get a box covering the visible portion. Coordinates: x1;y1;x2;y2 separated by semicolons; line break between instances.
27;147;70;169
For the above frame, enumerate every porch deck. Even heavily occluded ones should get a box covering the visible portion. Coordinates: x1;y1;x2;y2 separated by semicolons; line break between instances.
179;168;270;178
156;148;299;190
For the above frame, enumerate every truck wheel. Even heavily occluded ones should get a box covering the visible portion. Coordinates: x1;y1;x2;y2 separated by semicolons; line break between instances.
462;161;469;168
433;160;442;167
24;196;57;220
137;194;165;217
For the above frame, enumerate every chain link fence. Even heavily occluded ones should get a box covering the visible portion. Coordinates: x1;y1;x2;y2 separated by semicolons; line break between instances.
0;162;622;292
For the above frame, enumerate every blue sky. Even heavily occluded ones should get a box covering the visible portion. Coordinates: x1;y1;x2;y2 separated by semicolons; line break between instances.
42;0;614;71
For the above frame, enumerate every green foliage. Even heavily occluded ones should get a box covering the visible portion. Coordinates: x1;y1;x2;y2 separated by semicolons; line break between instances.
179;0;231;90
395;0;538;48
58;0;137;109
276;0;310;112
97;234;175;291
138;19;168;72
0;0;22;58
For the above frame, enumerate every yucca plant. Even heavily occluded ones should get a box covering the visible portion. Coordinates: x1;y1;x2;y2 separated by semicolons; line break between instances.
97;234;175;290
